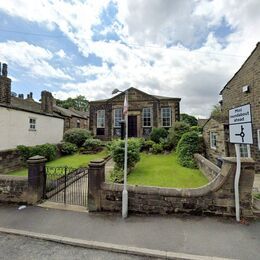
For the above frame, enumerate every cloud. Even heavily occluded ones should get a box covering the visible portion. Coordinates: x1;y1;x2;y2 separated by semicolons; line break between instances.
0;41;72;80
0;0;259;118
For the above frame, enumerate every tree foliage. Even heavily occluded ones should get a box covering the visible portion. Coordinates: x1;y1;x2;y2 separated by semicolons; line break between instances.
180;113;198;126
56;95;89;111
210;104;222;118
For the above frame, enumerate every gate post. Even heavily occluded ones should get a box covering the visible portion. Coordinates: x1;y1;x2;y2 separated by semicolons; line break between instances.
27;155;47;204
88;159;105;211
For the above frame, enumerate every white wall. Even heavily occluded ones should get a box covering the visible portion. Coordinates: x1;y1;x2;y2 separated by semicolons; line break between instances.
0;107;64;151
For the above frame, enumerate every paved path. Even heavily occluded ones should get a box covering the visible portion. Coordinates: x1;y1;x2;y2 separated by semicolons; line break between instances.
0;204;259;259
0;233;146;260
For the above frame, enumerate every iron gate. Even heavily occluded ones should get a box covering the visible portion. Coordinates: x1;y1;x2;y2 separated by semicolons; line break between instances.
45;166;88;207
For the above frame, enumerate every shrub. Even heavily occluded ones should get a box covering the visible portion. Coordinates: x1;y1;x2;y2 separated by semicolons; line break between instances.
82;138;103;152
110;138;141;170
141;140;155;152
59;142;78;155
176;131;204;168
151;143;163;154
150;128;168;143
63;128;91;147
17;143;57;161
190;126;203;134
167;122;190;149
109;167;124;183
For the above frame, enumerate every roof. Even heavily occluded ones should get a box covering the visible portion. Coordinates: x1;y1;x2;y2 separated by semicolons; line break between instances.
0;97;87;119
197;118;209;127
0;97;62;118
53;106;88;119
90;87;181;103
220;42;260;95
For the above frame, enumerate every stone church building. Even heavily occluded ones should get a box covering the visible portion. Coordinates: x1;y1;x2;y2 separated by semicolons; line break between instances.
89;87;181;140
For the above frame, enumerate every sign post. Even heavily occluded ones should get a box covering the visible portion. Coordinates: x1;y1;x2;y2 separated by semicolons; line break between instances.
229;104;253;222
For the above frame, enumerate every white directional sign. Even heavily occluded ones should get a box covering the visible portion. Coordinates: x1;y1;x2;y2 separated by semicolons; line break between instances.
229;104;253;144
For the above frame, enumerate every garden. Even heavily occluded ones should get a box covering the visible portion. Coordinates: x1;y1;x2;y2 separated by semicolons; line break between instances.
9;128;108;176
9;118;208;189
108;121;208;188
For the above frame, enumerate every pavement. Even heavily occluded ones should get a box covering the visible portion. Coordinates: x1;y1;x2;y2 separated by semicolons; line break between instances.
0;204;259;259
0;233;148;260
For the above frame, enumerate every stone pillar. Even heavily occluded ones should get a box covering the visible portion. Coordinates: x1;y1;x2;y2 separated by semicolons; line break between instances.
88;159;105;211
27;155;47;204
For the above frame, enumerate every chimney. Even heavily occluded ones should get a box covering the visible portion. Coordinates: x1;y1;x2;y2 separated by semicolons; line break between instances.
41;91;54;114
0;62;11;105
18;94;24;99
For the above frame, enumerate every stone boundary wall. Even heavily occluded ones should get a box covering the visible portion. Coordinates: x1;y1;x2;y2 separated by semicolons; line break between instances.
0;149;23;175
0;175;28;203
194;153;220;181
0;156;47;205
88;156;255;218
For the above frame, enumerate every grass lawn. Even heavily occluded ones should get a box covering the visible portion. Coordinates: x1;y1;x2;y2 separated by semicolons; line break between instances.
128;153;208;188
8;149;108;177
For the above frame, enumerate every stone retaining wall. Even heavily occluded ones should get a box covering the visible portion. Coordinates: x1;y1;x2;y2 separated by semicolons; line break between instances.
88;156;255;218
194;153;220;181
0;149;23;174
0;175;28;203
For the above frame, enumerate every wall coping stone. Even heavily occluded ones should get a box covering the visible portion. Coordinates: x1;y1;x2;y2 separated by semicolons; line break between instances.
27;155;47;164
222;157;255;164
0;175;27;181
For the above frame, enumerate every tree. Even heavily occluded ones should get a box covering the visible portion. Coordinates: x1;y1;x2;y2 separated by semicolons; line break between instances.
180;113;198;126
210;104;222;118
56;95;89;111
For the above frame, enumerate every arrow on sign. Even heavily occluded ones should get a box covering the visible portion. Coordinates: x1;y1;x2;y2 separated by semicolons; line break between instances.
235;125;245;143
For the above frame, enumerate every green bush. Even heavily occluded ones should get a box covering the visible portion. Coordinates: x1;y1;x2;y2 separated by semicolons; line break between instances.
176;131;204;168
17;143;57;162
151;143;163;154
167;122;190;149
109;167;124;183
63;128;91;147
83;138;103;151
110;138;141;170
190;126;203;133
150;128;168;143
59;142;78;155
141;140;155;152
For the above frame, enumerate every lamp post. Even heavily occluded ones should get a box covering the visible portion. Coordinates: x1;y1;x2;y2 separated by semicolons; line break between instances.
112;88;128;219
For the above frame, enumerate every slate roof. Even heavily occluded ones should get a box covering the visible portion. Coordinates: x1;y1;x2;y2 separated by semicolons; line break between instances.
90;87;181;103
0;96;87;119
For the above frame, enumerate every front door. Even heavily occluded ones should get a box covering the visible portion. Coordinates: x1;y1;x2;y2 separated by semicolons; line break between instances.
128;115;137;137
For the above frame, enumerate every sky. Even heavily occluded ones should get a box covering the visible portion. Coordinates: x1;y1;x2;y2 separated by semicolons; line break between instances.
0;0;259;118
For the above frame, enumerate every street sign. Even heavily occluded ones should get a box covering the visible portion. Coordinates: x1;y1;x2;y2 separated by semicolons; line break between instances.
229;104;253;144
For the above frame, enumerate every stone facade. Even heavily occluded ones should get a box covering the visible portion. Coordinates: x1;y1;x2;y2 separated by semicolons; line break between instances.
220;42;260;173
89;87;181;140
0;175;28;203
88;155;255;217
0;149;23;175
203;118;229;165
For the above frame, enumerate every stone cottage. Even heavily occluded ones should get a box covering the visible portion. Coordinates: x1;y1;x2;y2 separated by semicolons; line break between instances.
203;42;260;173
89;87;181;140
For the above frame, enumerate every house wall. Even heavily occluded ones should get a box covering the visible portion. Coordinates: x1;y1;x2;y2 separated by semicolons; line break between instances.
0;107;64;150
89;88;180;140
221;43;260;173
64;116;88;132
203;119;228;164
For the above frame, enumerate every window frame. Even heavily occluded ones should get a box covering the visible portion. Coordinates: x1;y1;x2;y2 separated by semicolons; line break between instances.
240;144;251;158
210;131;217;149
114;108;123;128
97;110;105;128
29;117;36;131
76;119;80;128
142;107;152;127
161;107;171;127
